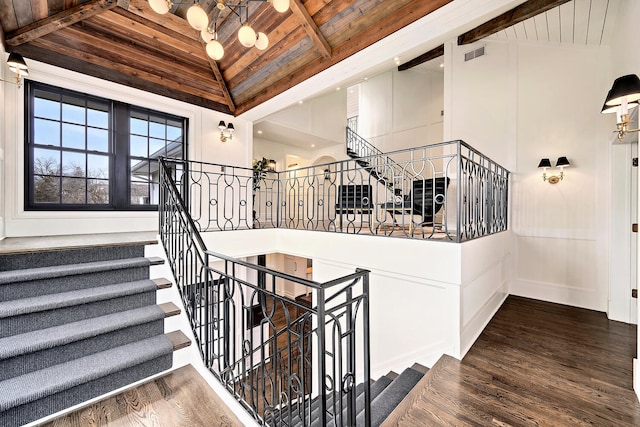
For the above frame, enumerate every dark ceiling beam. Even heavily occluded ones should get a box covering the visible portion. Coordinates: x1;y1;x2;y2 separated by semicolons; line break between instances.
289;0;331;59
398;44;444;71
201;41;236;114
5;0;118;47
457;0;571;45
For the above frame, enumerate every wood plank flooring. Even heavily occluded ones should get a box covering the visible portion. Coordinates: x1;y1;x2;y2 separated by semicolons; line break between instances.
382;296;640;427
37;364;244;427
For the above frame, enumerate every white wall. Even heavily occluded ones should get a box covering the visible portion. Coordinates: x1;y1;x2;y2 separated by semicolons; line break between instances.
448;37;612;313
1;60;252;238
359;68;444;152
0;49;6;240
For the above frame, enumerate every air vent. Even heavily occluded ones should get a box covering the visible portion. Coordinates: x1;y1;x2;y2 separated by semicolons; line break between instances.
464;46;485;62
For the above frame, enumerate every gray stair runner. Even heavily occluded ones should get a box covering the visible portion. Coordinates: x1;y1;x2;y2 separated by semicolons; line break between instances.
0;243;179;427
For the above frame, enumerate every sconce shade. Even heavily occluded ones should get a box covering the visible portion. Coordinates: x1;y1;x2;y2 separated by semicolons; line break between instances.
556;156;570;167
218;120;226;130
537;158;552;168
7;52;27;72
604;74;640;106
226;123;234;132
601;98;638;114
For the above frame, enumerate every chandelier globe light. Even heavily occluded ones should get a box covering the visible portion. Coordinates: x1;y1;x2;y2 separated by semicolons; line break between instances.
149;0;172;14
255;32;269;50
272;0;289;13
206;39;225;60
147;0;289;60
186;2;209;30
238;24;257;48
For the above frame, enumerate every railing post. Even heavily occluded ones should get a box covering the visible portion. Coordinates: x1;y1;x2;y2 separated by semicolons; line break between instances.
456;141;462;243
362;271;371;427
317;287;327;427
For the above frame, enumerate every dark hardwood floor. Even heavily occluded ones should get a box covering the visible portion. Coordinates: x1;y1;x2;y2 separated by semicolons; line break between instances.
38;364;243;427
383;296;640;426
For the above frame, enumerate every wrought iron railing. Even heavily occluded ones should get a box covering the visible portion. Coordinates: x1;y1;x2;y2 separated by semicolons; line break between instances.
159;158;372;427
162;140;509;242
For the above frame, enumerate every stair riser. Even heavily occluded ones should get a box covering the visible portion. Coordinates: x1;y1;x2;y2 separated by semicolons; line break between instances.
0;266;150;302
0;354;172;427
0;320;165;381
0;291;157;338
0;246;145;272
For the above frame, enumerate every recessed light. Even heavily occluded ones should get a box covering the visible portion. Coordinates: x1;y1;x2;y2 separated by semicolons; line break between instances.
311;144;315;148
393;56;400;62
298;100;303;104
336;87;341;91
439;63;444;68
257;130;263;134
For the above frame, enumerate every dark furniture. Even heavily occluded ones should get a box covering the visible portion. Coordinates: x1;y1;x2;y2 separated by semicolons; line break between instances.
335;184;373;214
382;177;450;227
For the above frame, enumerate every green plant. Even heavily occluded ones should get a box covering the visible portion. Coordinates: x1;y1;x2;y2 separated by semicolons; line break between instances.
252;157;270;191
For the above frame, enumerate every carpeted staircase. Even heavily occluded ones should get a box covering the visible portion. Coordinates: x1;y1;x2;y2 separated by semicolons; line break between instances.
274;363;429;427
0;241;189;427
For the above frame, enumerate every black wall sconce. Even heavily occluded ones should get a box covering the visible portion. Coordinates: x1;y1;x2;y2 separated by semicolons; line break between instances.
601;74;640;141
2;53;29;88
538;157;570;184
218;120;234;142
266;159;276;172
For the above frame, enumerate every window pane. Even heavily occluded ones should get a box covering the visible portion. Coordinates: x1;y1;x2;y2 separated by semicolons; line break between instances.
63;151;86;177
34;175;60;203
87;101;109;128
88;128;109;152
149;138;165;158
34;148;60;175
62;123;85;149
62;101;85;125
34;119;60;146
130;117;148;136
167;125;182;142
131;159;150;205
88;154;109;179
34;96;60;120
62;177;86;204
87;179;109;204
130;135;148;157
149;119;165;139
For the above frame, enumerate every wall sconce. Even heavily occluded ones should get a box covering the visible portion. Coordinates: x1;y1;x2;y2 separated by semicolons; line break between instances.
324;168;331;180
2;53;29;88
601;74;640;141
538;157;570;184
218;120;234;142
266;159;276;172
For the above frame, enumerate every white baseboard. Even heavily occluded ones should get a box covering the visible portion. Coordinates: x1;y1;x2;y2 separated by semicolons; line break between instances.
460;288;508;358
509;279;606;312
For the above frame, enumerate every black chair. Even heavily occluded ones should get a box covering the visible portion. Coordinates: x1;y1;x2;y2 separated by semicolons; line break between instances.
382;177;450;226
335;184;373;214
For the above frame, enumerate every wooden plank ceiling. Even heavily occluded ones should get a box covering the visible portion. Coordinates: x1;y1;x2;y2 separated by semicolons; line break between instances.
0;0;453;116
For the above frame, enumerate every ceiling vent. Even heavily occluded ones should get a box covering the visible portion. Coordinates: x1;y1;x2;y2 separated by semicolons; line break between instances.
464;46;485;62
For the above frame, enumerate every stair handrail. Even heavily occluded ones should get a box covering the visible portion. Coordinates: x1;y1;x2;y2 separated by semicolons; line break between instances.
346;127;419;195
158;157;373;426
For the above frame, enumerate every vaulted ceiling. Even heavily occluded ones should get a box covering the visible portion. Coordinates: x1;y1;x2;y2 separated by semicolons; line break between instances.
1;1;595;117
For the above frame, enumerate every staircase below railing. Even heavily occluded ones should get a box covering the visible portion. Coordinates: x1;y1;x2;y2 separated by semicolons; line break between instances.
159;159;373;427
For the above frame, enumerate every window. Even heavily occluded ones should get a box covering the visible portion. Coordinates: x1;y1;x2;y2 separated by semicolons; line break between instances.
25;82;186;210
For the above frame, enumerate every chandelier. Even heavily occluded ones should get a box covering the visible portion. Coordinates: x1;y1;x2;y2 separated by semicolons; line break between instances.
148;0;290;60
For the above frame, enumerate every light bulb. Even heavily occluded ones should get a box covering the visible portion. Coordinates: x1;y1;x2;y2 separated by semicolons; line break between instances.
272;0;289;13
201;28;215;43
255;32;269;50
238;24;256;48
149;0;172;14
206;40;224;60
186;3;208;31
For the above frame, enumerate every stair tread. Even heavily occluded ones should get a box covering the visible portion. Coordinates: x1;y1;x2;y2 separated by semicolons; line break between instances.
148;257;165;266
153;278;172;289
368;368;425;427
0;258;151;286
166;330;191;351
411;362;429;374
0;334;173;412
159;302;181;317
0;305;166;360
0;279;158;318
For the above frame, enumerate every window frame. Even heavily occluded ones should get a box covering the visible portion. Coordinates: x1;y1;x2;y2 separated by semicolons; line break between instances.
24;81;188;211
